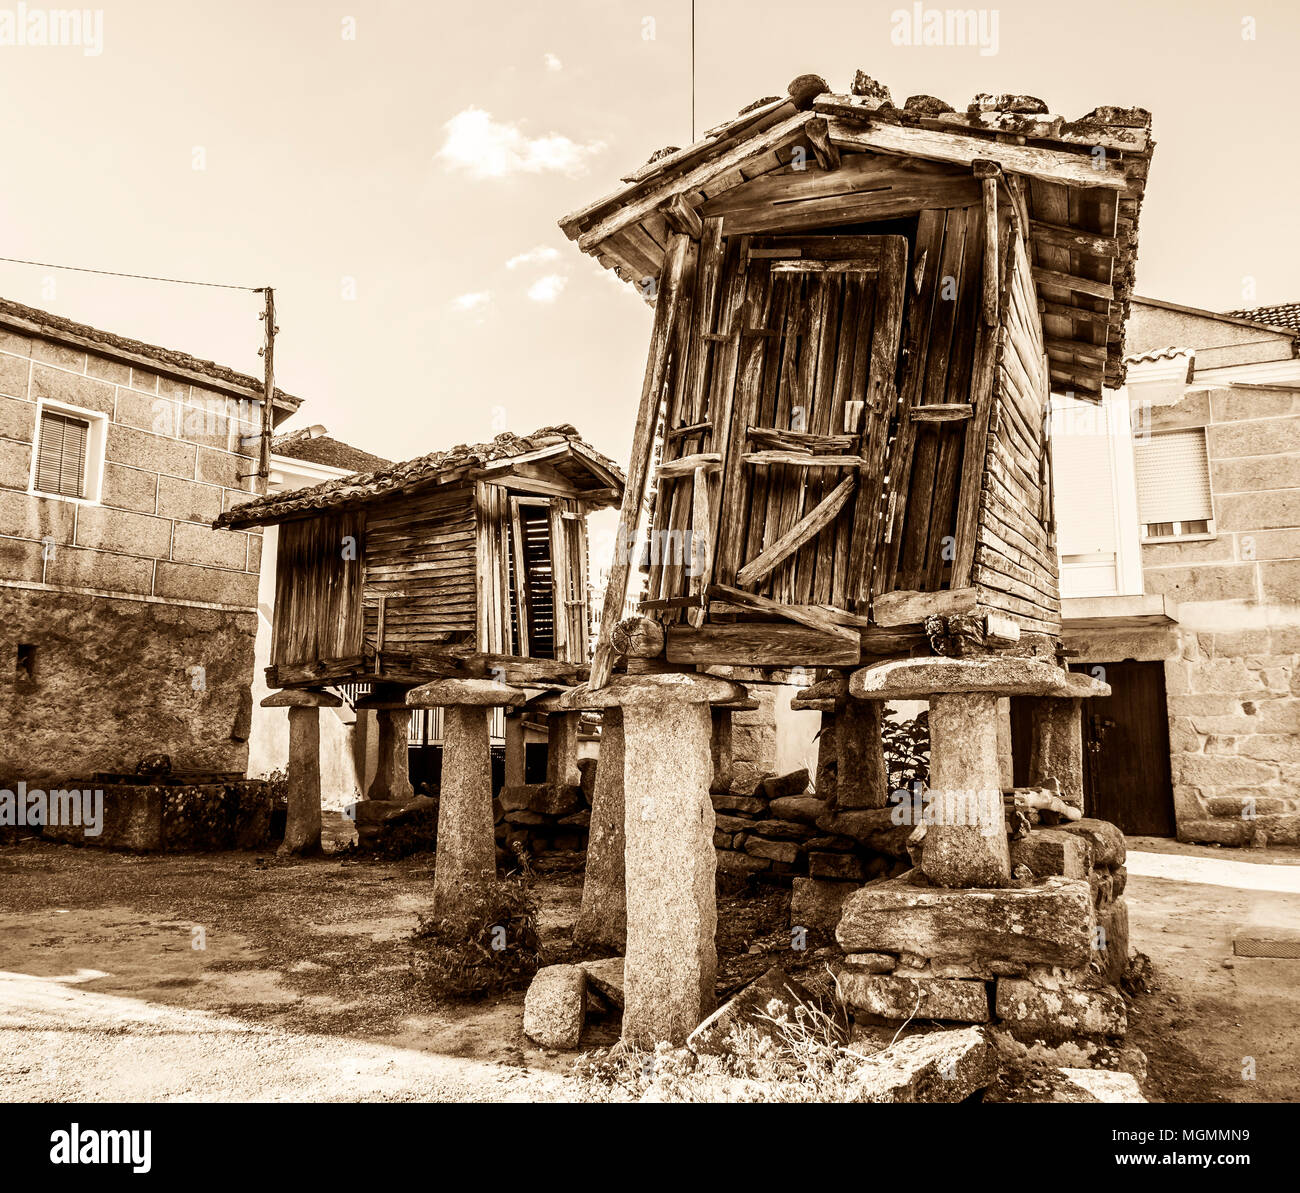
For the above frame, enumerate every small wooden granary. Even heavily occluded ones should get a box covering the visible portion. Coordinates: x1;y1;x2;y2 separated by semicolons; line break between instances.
215;425;623;689
560;72;1154;683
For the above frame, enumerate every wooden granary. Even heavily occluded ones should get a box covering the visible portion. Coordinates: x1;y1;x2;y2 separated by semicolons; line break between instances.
560;72;1153;684
216;424;623;688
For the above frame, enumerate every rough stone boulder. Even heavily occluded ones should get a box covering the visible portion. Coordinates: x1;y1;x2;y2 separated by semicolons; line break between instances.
836;874;1094;968
767;795;825;823
1009;829;1092;879
995;978;1127;1041
760;769;810;799
1058;818;1126;867
687;966;816;1056
579;957;625;1010
850;1026;996;1103
790;876;856;931
837;973;990;1023
985;1066;1145;1103
815;807;913;858
523;965;587;1049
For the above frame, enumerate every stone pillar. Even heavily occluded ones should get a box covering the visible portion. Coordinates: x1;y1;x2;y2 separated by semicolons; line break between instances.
364;702;414;802
504;711;526;787
575;707;626;949
815;710;838;800
924;692;1011;888
407;678;526;921
546;710;582;790
564;671;746;1047
1028;696;1086;812
996;697;1014;791
261;689;341;856
837;698;889;809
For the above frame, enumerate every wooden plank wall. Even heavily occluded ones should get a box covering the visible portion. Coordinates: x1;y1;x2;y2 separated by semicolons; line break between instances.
362;484;478;654
883;204;985;593
271;510;365;666
972;226;1061;634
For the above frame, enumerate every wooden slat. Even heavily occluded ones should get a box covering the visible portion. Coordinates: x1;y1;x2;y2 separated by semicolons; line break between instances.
735;474;855;587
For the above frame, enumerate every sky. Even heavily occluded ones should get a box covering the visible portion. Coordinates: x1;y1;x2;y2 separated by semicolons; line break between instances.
0;0;1296;472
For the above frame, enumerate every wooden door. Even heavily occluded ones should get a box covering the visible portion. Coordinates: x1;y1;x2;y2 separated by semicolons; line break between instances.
646;233;908;615
1077;660;1175;836
1011;660;1175;835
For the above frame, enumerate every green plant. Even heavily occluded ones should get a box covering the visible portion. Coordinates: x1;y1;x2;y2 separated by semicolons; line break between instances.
409;847;542;1000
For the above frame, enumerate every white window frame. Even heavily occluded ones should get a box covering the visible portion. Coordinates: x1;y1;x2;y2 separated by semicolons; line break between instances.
28;396;109;506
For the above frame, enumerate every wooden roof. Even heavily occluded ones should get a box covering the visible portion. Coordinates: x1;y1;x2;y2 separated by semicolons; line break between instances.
558;72;1155;396
215;424;624;529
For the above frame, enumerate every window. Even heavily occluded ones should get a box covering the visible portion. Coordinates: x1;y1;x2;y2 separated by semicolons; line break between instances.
1133;427;1214;541
35;410;90;498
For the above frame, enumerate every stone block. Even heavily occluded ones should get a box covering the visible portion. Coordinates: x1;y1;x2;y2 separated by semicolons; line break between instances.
85;353;131;385
748;817;815;840
523;965;586;1049
789;876;854;929
1056;818;1125;866
579;957;624;1008
1254;813;1300;845
105;424;196;480
29;364;113;415
1096;899;1129;985
1213;454;1300;493
744;836;799;863
837;874;1094;968
529;783;582;817
767;795;825;822
1217;490;1300;533
837;972;990;1022
1009;829;1091;878
717;850;770;875
154;561;257;606
100;462;158;514
1178;817;1256;846
849;1026;996;1103
1144;563;1257;603
0;349;29;398
840;952;896;974
498;783;543;812
194;446;245;488
809;851;866;880
815;806;913;857
760;768;809;798
157;474;223;525
1210;416;1300;459
171;520;248;570
711;792;767;815
995;978;1127;1039
0;438;32;489
73;504;171;558
45;545;153;595
0;394;34;441
687;966;813;1056
0;488;76;543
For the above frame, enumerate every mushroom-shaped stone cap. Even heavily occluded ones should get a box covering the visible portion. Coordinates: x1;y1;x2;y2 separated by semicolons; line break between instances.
261;689;342;708
850;657;1096;700
406;677;527;708
558;672;747;711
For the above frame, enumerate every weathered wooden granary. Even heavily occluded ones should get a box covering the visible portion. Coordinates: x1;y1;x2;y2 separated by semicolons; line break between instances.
216;425;623;688
560;72;1153;683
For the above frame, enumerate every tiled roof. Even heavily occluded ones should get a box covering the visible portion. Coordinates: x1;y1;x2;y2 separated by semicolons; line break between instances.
273;434;392;473
0;296;302;412
216;424;624;528
1224;302;1300;333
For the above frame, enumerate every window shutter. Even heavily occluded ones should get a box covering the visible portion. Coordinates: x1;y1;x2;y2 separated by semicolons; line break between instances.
1133;428;1212;526
36;412;89;498
1052;401;1117;556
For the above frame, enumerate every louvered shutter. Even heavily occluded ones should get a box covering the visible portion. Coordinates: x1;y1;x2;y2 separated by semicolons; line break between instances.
1133;429;1212;525
36;412;88;498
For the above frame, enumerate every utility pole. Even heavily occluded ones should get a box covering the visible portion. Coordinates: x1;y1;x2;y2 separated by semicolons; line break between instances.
256;286;276;496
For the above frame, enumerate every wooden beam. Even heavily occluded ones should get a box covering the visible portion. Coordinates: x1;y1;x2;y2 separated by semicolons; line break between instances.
743;451;865;468
588;233;692;689
909;404;974;422
872;586;977;628
707;583;852;638
662;193;703;239
982;176;999;326
656;451;722;479
1039;300;1111;326
747;425;856;452
577;111;813;252
1028;220;1119;258
805;117;840;171
1031;265;1115;300
825;118;1129;190
735;474;856;587
666;622;860;667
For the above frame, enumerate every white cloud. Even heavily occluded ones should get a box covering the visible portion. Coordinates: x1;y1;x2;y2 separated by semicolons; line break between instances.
452;291;492;312
506;245;561;270
435;107;603;180
527;274;568;303
544;52;563;72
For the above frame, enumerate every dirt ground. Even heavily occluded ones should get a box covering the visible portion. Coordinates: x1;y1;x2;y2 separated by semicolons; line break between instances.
1;824;1296;1102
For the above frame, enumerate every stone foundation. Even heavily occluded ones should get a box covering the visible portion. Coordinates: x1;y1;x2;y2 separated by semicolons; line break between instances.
0;588;256;782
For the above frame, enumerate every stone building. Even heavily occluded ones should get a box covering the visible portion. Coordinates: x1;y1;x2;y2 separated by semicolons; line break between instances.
1043;296;1300;844
0;297;300;783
